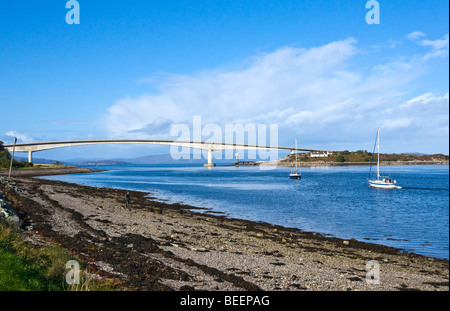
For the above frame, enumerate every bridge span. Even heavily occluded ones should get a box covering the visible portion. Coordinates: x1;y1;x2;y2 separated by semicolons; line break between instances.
4;139;328;167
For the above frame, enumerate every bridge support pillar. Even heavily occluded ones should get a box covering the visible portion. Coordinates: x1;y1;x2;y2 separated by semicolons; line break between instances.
204;149;215;167
28;151;33;163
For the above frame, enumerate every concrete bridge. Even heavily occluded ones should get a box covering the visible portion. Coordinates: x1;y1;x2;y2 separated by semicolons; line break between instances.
4;139;328;167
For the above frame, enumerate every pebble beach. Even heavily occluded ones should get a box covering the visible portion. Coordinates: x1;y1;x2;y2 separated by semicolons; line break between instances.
1;168;448;291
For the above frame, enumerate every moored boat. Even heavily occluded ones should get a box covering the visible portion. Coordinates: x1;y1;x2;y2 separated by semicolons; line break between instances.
290;139;302;180
368;127;401;189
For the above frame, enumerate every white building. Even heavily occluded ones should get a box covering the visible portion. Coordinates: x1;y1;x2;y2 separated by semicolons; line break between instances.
310;151;333;158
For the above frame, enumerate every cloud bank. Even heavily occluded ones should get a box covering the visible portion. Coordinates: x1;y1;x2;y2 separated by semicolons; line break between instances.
101;35;449;153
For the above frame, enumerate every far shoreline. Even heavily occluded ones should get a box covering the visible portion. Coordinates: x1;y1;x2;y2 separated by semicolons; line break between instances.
0;166;105;177
268;161;449;167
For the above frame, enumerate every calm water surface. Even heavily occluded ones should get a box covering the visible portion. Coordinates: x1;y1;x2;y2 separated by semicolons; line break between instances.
41;164;449;259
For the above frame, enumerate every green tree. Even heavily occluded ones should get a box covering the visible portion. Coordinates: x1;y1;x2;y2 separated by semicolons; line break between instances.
336;154;346;162
0;141;33;169
0;141;11;169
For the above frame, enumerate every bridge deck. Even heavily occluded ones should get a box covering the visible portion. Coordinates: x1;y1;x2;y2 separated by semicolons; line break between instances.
4;139;330;164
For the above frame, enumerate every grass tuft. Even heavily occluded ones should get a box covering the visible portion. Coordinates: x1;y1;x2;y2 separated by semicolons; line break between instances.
0;221;113;291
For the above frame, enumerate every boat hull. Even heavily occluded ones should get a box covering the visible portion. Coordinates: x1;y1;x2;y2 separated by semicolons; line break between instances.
368;180;401;189
289;174;301;180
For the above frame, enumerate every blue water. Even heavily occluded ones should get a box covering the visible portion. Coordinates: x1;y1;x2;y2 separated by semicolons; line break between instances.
41;164;449;259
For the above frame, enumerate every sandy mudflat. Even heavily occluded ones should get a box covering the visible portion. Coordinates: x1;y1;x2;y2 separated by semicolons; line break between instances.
0;168;448;291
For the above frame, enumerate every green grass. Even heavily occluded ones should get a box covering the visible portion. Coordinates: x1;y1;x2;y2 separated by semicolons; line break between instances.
0;222;114;291
0;241;61;290
0;223;66;291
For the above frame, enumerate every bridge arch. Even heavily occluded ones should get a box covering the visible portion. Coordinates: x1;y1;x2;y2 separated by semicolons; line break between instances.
4;139;327;167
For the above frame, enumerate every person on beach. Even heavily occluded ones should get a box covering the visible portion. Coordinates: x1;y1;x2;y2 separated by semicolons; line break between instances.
125;192;131;210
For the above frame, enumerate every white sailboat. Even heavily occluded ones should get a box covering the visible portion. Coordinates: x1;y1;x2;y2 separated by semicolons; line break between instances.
368;127;401;189
289;139;301;179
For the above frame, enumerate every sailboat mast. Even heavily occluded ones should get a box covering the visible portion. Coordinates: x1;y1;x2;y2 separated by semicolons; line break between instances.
377;127;380;179
295;139;298;171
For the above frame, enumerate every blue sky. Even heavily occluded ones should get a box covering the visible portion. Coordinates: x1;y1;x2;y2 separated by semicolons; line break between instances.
0;0;448;160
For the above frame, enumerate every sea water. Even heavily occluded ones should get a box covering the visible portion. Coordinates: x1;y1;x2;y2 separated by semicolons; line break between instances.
41;164;449;259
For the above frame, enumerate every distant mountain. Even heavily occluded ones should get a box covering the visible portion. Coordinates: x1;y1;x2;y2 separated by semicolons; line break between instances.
21;151;445;167
79;160;132;166
66;153;261;165
125;154;193;164
112;154;225;165
14;156;73;166
118;153;272;165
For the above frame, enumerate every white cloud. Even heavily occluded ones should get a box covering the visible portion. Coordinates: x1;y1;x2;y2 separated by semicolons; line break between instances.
380;92;449;152
103;38;360;138
4;131;36;143
402;92;449;108
101;36;449;153
405;32;449;62
406;31;426;40
420;34;449;60
382;117;413;130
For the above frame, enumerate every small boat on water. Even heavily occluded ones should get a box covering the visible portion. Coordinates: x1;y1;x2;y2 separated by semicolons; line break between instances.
290;139;302;179
368;127;401;189
289;170;301;179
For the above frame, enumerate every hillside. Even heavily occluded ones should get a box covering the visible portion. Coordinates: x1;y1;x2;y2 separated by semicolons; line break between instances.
0;142;34;170
280;150;449;166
